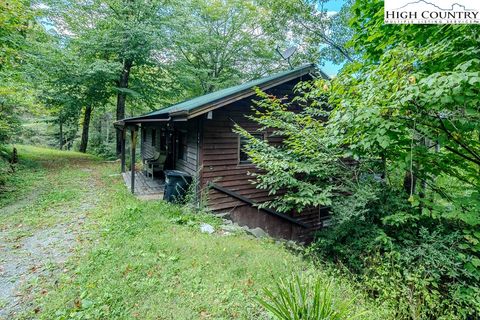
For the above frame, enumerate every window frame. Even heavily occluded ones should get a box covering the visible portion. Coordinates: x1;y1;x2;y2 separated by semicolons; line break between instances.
238;132;265;165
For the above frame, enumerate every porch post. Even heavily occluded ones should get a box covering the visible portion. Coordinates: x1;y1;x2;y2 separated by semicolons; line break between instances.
120;128;126;173
130;126;138;193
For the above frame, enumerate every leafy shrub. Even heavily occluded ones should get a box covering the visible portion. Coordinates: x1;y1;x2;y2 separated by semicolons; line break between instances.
90;141;116;160
0;146;12;187
257;273;366;320
310;208;480;319
308;220;383;273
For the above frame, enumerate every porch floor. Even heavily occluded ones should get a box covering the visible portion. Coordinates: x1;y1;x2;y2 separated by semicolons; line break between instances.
122;171;165;200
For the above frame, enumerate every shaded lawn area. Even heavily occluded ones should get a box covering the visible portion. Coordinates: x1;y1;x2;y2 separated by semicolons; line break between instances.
0;146;100;232
0;146;307;319
0;145;99;209
1;146;375;319
0;145;105;317
33;172;310;319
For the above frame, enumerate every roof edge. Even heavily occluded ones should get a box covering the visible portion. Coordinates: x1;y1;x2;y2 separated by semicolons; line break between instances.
119;64;325;124
183;64;318;120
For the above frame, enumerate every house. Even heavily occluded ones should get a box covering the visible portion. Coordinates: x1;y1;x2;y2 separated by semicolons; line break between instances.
114;64;330;241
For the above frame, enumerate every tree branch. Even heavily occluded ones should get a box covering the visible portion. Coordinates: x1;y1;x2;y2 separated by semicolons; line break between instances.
437;115;480;165
298;20;354;63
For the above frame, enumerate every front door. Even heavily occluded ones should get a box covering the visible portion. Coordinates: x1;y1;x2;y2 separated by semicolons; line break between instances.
163;128;175;170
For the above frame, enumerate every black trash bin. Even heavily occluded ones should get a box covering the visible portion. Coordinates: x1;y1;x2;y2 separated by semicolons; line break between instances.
163;170;193;203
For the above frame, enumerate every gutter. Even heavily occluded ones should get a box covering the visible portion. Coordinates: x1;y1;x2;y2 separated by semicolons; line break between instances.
114;117;171;127
125;117;171;123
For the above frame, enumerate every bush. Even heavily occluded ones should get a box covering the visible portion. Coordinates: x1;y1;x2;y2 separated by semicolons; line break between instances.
362;228;478;319
257;273;367;320
310;204;480;319
0;146;12;187
89;141;116;160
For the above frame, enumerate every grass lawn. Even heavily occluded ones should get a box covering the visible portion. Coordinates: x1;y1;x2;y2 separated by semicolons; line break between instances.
1;145;379;319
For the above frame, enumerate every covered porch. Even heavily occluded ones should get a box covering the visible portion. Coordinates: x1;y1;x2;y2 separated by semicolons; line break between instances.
122;170;165;199
114;115;170;198
114;110;198;198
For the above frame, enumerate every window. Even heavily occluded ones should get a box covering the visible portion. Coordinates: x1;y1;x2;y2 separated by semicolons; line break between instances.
142;128;147;143
177;131;187;161
151;129;157;146
239;133;264;164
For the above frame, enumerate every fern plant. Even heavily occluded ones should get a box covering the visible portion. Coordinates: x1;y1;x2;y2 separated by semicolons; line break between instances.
257;274;364;320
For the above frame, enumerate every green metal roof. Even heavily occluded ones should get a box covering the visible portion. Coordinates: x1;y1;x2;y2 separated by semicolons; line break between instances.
122;64;323;123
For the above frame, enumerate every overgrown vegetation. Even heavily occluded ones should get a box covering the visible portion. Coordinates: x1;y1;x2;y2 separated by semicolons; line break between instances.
239;2;480;319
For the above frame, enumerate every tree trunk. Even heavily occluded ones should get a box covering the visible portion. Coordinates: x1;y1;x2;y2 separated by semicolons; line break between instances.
59;121;64;150
116;59;133;157
403;170;417;196
419;137;429;200
10;147;17;164
79;105;93;153
105;114;110;145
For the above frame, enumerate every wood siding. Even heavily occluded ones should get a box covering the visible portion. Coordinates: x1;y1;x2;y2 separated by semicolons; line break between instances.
200;103;266;211
174;119;199;177
199;79;305;211
138;74;327;240
141;126;160;160
198;77;329;240
140;122;199;178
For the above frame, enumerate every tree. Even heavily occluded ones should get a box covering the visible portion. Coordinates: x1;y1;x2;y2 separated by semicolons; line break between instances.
75;60;120;153
163;0;296;96
239;0;480;317
47;0;168;156
0;0;35;145
242;0;479;233
264;0;356;66
332;1;480;197
234;86;347;213
31;28;120;153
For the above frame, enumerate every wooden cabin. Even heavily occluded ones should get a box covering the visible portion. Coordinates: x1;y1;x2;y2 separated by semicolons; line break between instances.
114;64;330;241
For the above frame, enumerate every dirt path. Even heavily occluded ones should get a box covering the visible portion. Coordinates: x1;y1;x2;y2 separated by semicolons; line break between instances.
0;189;43;217
0;162;101;319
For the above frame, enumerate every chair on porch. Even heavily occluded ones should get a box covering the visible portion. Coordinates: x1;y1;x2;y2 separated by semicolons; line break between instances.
144;151;167;180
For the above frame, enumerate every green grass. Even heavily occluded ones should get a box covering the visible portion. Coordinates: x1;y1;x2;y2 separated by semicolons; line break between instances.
1;145;383;319
0;145;100;233
27;168;310;319
0;145;98;208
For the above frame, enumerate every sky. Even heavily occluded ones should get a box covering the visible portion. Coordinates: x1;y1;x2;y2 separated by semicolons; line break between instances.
319;0;346;76
323;0;345;12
